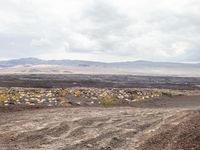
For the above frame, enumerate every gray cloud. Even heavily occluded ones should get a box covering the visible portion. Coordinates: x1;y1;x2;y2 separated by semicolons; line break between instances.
0;0;199;62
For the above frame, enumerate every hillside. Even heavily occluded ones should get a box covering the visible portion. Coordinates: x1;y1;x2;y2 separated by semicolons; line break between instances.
0;58;200;77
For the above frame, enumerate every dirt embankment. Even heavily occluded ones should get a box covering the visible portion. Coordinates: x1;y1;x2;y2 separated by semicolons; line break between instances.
139;110;200;150
0;95;200;150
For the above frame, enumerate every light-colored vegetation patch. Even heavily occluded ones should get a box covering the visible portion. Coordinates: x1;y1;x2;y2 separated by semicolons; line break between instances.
58;89;69;106
99;95;115;105
0;92;20;101
58;89;67;97
131;94;144;101
154;91;162;97
74;90;81;97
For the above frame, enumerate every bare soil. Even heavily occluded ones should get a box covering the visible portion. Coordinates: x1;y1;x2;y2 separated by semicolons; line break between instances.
0;95;200;150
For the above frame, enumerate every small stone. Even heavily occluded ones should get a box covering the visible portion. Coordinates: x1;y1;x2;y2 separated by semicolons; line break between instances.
125;99;130;102
145;96;150;99
91;97;97;100
106;146;112;150
85;144;93;148
117;95;124;99
113;137;119;140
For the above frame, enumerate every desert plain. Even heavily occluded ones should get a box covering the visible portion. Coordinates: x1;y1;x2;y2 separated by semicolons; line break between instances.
0;74;200;150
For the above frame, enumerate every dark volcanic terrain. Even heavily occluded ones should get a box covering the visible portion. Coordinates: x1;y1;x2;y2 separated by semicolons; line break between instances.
0;74;200;89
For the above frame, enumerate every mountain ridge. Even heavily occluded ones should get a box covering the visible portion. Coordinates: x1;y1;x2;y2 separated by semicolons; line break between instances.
0;58;200;77
0;57;199;68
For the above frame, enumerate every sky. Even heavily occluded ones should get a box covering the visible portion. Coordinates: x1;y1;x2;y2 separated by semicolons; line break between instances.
0;0;200;62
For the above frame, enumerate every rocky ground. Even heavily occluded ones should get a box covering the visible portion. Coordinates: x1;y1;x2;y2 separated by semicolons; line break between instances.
0;86;200;150
1;87;200;107
0;87;164;107
0;88;200;150
1;74;200;150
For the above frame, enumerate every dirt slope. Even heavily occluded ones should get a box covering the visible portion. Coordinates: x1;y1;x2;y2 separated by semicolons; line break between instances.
0;105;200;150
139;110;200;150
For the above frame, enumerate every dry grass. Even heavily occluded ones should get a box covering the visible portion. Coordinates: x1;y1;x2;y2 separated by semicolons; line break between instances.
99;95;115;105
0;92;20;101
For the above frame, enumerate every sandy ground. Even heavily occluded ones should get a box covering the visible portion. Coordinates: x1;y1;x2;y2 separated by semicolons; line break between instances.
0;96;200;150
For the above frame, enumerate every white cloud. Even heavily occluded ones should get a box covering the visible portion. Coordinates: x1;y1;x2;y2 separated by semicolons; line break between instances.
0;0;200;62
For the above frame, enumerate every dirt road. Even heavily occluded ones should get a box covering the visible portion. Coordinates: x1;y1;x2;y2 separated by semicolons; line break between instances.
0;96;200;150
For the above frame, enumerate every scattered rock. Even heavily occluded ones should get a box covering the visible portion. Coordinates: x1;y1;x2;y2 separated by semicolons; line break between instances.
85;144;93;148
0;87;165;107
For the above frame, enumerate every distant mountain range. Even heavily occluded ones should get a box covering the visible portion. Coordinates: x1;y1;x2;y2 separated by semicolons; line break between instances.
0;57;199;68
0;58;200;77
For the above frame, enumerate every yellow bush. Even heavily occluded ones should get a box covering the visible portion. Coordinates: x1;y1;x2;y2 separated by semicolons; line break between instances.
0;93;9;101
74;90;81;97
132;94;142;100
154;91;162;97
0;92;20;101
58;89;67;97
99;95;114;105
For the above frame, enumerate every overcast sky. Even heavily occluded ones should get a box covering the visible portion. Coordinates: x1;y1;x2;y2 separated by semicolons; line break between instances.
0;0;200;62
